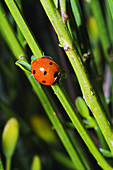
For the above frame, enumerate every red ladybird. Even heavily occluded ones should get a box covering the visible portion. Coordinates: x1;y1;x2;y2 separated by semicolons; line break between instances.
31;57;61;86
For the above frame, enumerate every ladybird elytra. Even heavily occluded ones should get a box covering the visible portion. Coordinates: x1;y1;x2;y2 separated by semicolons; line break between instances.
31;57;61;86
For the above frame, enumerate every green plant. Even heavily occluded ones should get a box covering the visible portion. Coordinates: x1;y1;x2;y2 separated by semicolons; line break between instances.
0;0;113;169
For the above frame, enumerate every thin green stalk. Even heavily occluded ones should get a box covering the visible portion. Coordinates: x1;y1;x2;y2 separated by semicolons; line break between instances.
28;74;86;170
70;0;82;27
52;84;113;170
3;1;113;169
67;131;94;170
53;0;58;8
0;4;25;57
0;3;86;169
0;158;4;170
70;0;110;120
3;0;42;58
105;0;113;48
94;124;108;150
59;0;67;22
15;0;25;48
111;77;113;117
108;0;113;20
52;151;76;169
60;0;66;13
1;100;79;170
6;158;11;170
39;0;113;155
90;0;113;69
105;0;113;118
70;0;92;54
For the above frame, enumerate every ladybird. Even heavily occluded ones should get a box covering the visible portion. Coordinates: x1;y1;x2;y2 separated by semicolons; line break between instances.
31;57;61;86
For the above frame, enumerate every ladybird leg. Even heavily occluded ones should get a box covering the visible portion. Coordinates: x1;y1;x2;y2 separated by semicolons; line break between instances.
29;74;39;83
42;51;45;57
29;74;33;79
42;51;53;59
35;79;39;83
44;55;53;59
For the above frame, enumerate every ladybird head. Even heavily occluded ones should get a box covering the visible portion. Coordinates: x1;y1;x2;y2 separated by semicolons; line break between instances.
52;72;61;85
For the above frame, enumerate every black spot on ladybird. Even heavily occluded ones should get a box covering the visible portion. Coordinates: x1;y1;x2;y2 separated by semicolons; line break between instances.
49;62;53;65
33;70;36;74
44;71;47;75
42;80;46;83
54;72;58;78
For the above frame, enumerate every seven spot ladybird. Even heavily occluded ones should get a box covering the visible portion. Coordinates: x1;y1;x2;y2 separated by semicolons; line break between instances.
31;57;61;86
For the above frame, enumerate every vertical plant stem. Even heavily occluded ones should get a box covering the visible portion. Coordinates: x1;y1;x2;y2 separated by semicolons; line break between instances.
94;124;108;149
3;0;42;58
52;84;113;170
53;0;58;8
111;76;113;117
108;0;113;19
105;0;113;118
70;0;82;27
67;131;94;170
90;0;113;69
2;1;113;169
6;158;11;170
70;0;92;54
52;151;76;169
0;3;25;58
59;0;67;22
0;157;4;170
40;0;113;154
105;0;113;47
28;76;86;170
59;0;68;25
0;4;86;169
60;0;66;12
15;0;25;48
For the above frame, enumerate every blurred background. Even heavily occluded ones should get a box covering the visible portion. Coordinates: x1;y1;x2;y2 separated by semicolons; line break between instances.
0;0;111;169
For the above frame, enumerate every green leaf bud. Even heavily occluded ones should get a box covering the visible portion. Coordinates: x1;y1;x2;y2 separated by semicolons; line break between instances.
75;97;90;118
2;118;19;159
31;155;41;170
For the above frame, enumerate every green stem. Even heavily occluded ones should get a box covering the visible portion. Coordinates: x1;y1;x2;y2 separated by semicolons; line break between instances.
94;124;108;149
15;0;25;48
2;1;113;169
53;0;58;8
111;76;113;117
0;157;4;170
105;0;113;48
108;0;113;20
52;84;113;170
60;0;66;12
70;0;82;27
67;130;94;170
28;75;86;170
70;0;92;54
52;151;76;169
59;0;67;22
0;4;25;58
0;3;86;169
90;0;113;69
105;0;113;118
3;0;42;58
39;0;113;154
6;158;11;170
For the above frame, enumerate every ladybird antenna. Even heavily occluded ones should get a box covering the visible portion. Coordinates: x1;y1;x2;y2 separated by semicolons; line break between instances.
42;51;45;57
